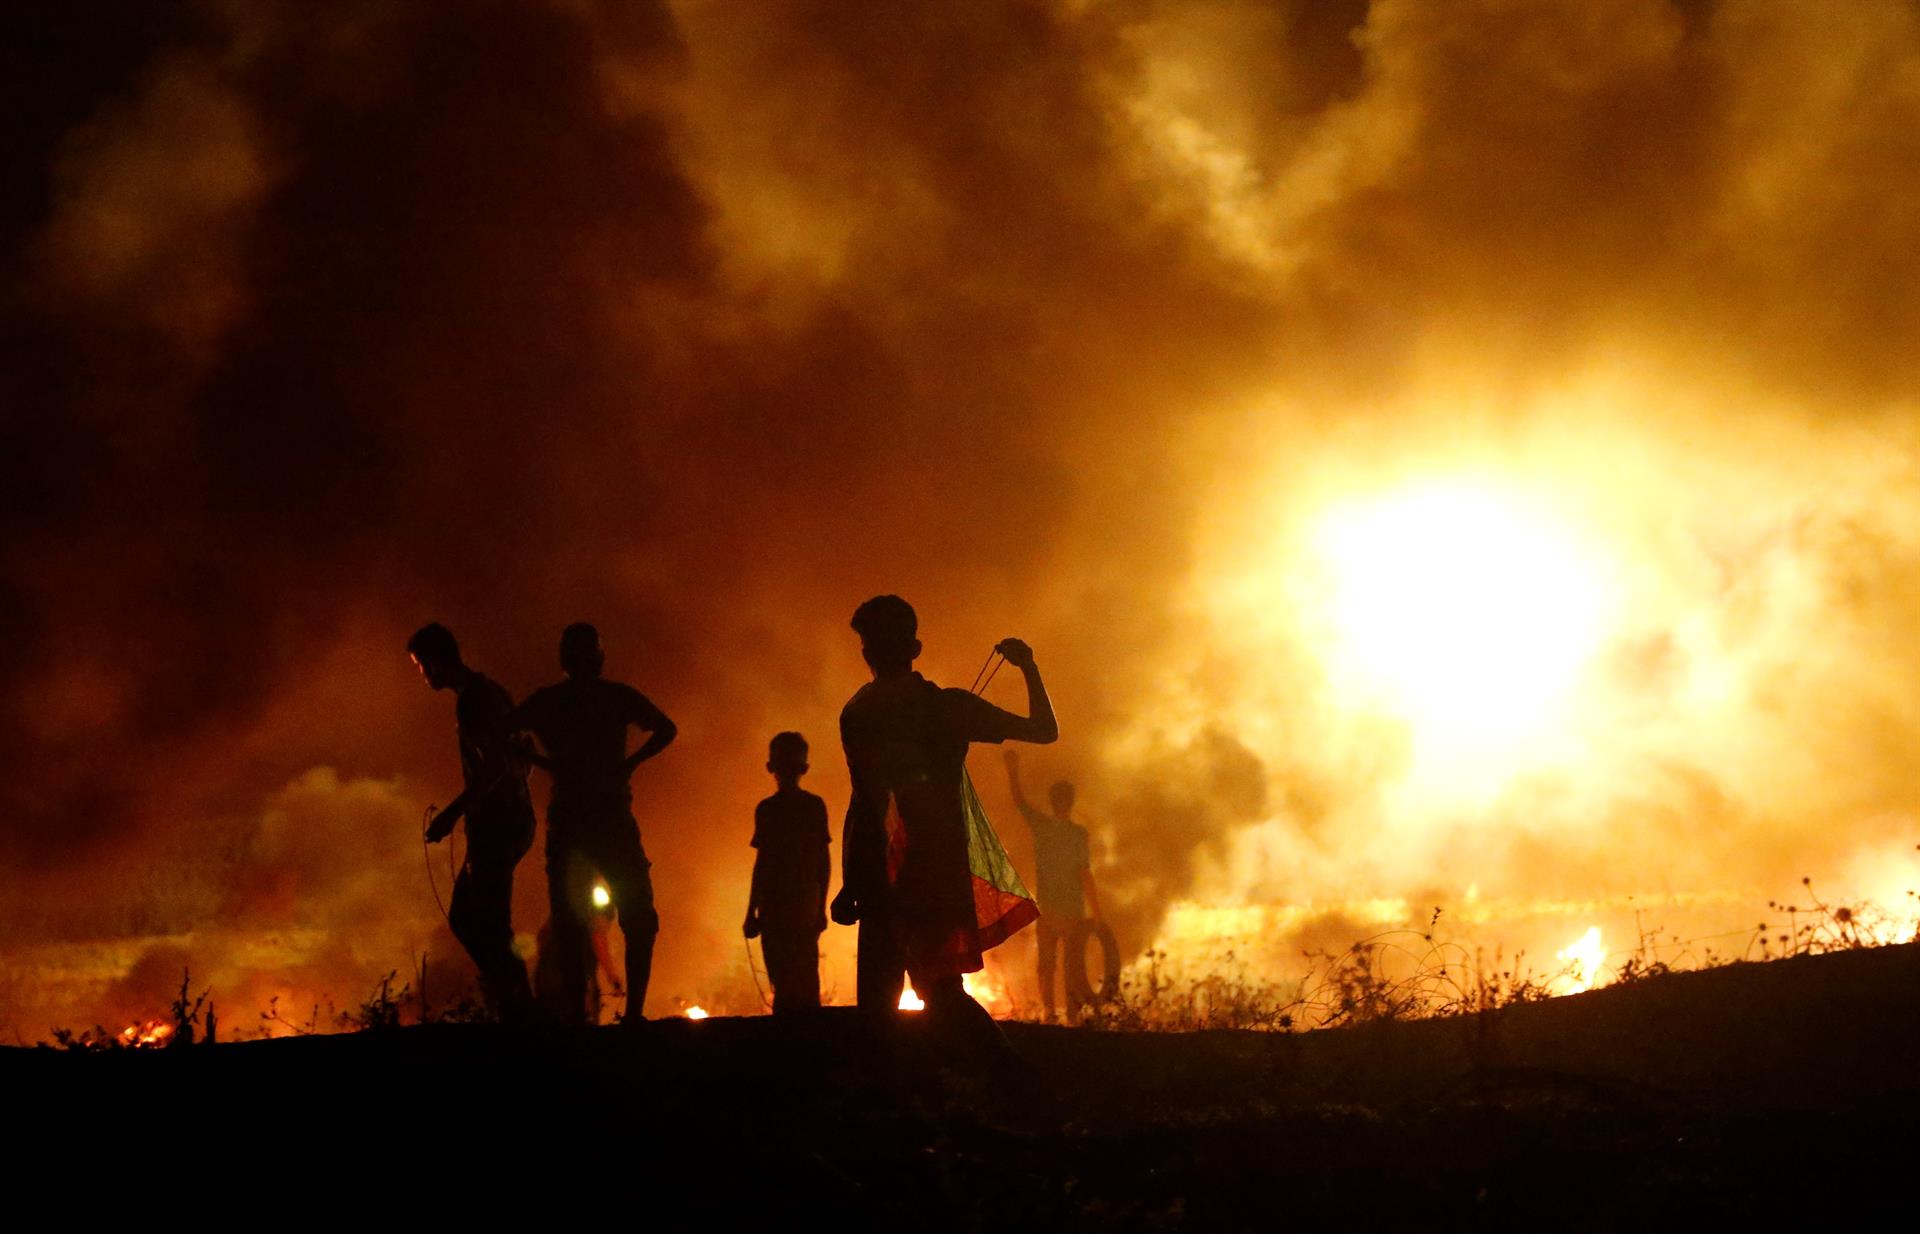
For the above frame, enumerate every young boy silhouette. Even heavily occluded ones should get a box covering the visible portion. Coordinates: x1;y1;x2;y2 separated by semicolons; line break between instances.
743;732;830;1014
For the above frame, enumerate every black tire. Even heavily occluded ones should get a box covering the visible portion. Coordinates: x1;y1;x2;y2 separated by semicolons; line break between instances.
1064;918;1122;1006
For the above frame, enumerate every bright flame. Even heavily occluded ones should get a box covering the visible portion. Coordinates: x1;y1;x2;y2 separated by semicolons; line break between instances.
1310;481;1611;776
1555;926;1607;994
118;1021;174;1047
590;884;611;909
898;983;924;1011
961;969;1002;1016
684;1005;709;1020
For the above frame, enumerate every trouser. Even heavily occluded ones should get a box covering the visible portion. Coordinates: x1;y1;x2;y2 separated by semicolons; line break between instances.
546;817;657;1024
1035;914;1089;1020
447;818;534;1021
855;899;906;1013
762;926;822;1014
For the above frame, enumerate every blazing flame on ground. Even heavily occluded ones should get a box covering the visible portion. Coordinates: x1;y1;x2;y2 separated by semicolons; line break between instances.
684;1005;709;1020
119;1021;174;1047
1554;927;1607;995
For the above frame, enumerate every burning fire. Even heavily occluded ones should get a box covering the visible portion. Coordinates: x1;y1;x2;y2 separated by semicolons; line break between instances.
118;1021;174;1047
961;969;1004;1015
590;883;611;909
684;1005;709;1020
1555;926;1607;994
1309;481;1612;782
890;972;1004;1015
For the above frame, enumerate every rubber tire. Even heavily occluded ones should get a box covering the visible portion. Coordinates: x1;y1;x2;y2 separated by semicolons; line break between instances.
1065;918;1122;1006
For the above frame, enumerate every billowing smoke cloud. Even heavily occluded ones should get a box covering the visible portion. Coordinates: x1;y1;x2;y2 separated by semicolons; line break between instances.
8;0;1920;1032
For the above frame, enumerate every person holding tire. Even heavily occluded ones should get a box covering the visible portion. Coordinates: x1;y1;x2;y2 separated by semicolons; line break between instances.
1003;748;1105;1021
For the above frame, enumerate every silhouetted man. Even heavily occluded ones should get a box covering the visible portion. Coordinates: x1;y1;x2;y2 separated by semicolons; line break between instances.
743;731;830;1014
407;622;535;1020
830;595;1056;1054
508;623;676;1024
1003;750;1101;1022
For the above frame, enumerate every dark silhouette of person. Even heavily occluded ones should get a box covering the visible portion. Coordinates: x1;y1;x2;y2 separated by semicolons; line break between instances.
407;622;536;1021
1003;749;1102;1022
743;732;830;1015
507;622;676;1025
830;595;1056;1054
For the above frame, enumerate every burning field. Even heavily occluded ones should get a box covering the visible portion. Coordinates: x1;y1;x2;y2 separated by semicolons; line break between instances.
10;0;1920;1144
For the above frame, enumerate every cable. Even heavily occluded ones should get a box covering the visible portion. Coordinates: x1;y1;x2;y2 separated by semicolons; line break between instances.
422;805;453;927
744;935;772;1012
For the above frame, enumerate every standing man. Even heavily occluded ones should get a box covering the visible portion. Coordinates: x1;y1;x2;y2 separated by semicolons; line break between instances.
508;622;676;1025
1003;750;1100;1022
830;594;1056;1052
407;622;536;1021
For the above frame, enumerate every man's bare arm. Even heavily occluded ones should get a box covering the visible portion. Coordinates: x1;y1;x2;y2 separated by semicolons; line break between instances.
623;694;678;774
425;793;467;843
993;638;1059;744
1003;747;1034;814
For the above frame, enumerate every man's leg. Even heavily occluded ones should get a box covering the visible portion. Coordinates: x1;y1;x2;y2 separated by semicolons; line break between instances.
451;845;533;1021
544;839;593;1025
923;974;1023;1073
765;928;821;1015
592;820;658;1019
855;903;905;1013
1036;916;1060;1022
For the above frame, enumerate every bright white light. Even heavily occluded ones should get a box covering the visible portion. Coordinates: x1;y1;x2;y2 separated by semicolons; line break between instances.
1555;926;1607;993
684;1005;709;1020
1310;482;1611;763
590;884;611;909
898;984;924;1011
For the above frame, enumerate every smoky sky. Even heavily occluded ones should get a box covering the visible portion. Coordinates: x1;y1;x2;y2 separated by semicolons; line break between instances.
9;0;1920;1025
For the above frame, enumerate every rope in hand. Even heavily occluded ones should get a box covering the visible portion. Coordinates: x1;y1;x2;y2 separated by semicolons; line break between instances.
969;646;1007;696
744;935;771;1012
421;806;464;928
422;805;453;926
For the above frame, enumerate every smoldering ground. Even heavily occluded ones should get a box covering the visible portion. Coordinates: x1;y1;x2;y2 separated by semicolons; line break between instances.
8;1;1920;1033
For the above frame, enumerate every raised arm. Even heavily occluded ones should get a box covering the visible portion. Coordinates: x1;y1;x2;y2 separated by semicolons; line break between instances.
622;690;678;774
992;638;1059;745
1003;748;1033;816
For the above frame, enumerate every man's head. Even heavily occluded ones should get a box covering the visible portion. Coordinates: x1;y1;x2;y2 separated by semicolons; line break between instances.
850;594;920;676
559;622;605;679
406;622;462;690
1049;780;1076;817
768;731;809;782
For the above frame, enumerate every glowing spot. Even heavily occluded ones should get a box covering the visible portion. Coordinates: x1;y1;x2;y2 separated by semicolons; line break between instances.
590;884;611;909
961;970;1002;1015
1310;482;1611;772
898;984;924;1012
684;1005;709;1020
1555;926;1607;993
118;1021;174;1047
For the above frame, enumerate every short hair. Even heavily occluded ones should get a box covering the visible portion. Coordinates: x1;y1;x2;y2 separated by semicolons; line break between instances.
407;622;459;663
559;622;603;675
850;595;916;648
769;731;808;761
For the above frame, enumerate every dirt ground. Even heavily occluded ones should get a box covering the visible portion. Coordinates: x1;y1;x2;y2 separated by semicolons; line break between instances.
12;943;1920;1228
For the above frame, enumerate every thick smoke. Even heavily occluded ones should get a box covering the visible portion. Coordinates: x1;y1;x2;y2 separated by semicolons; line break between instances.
7;0;1920;1032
